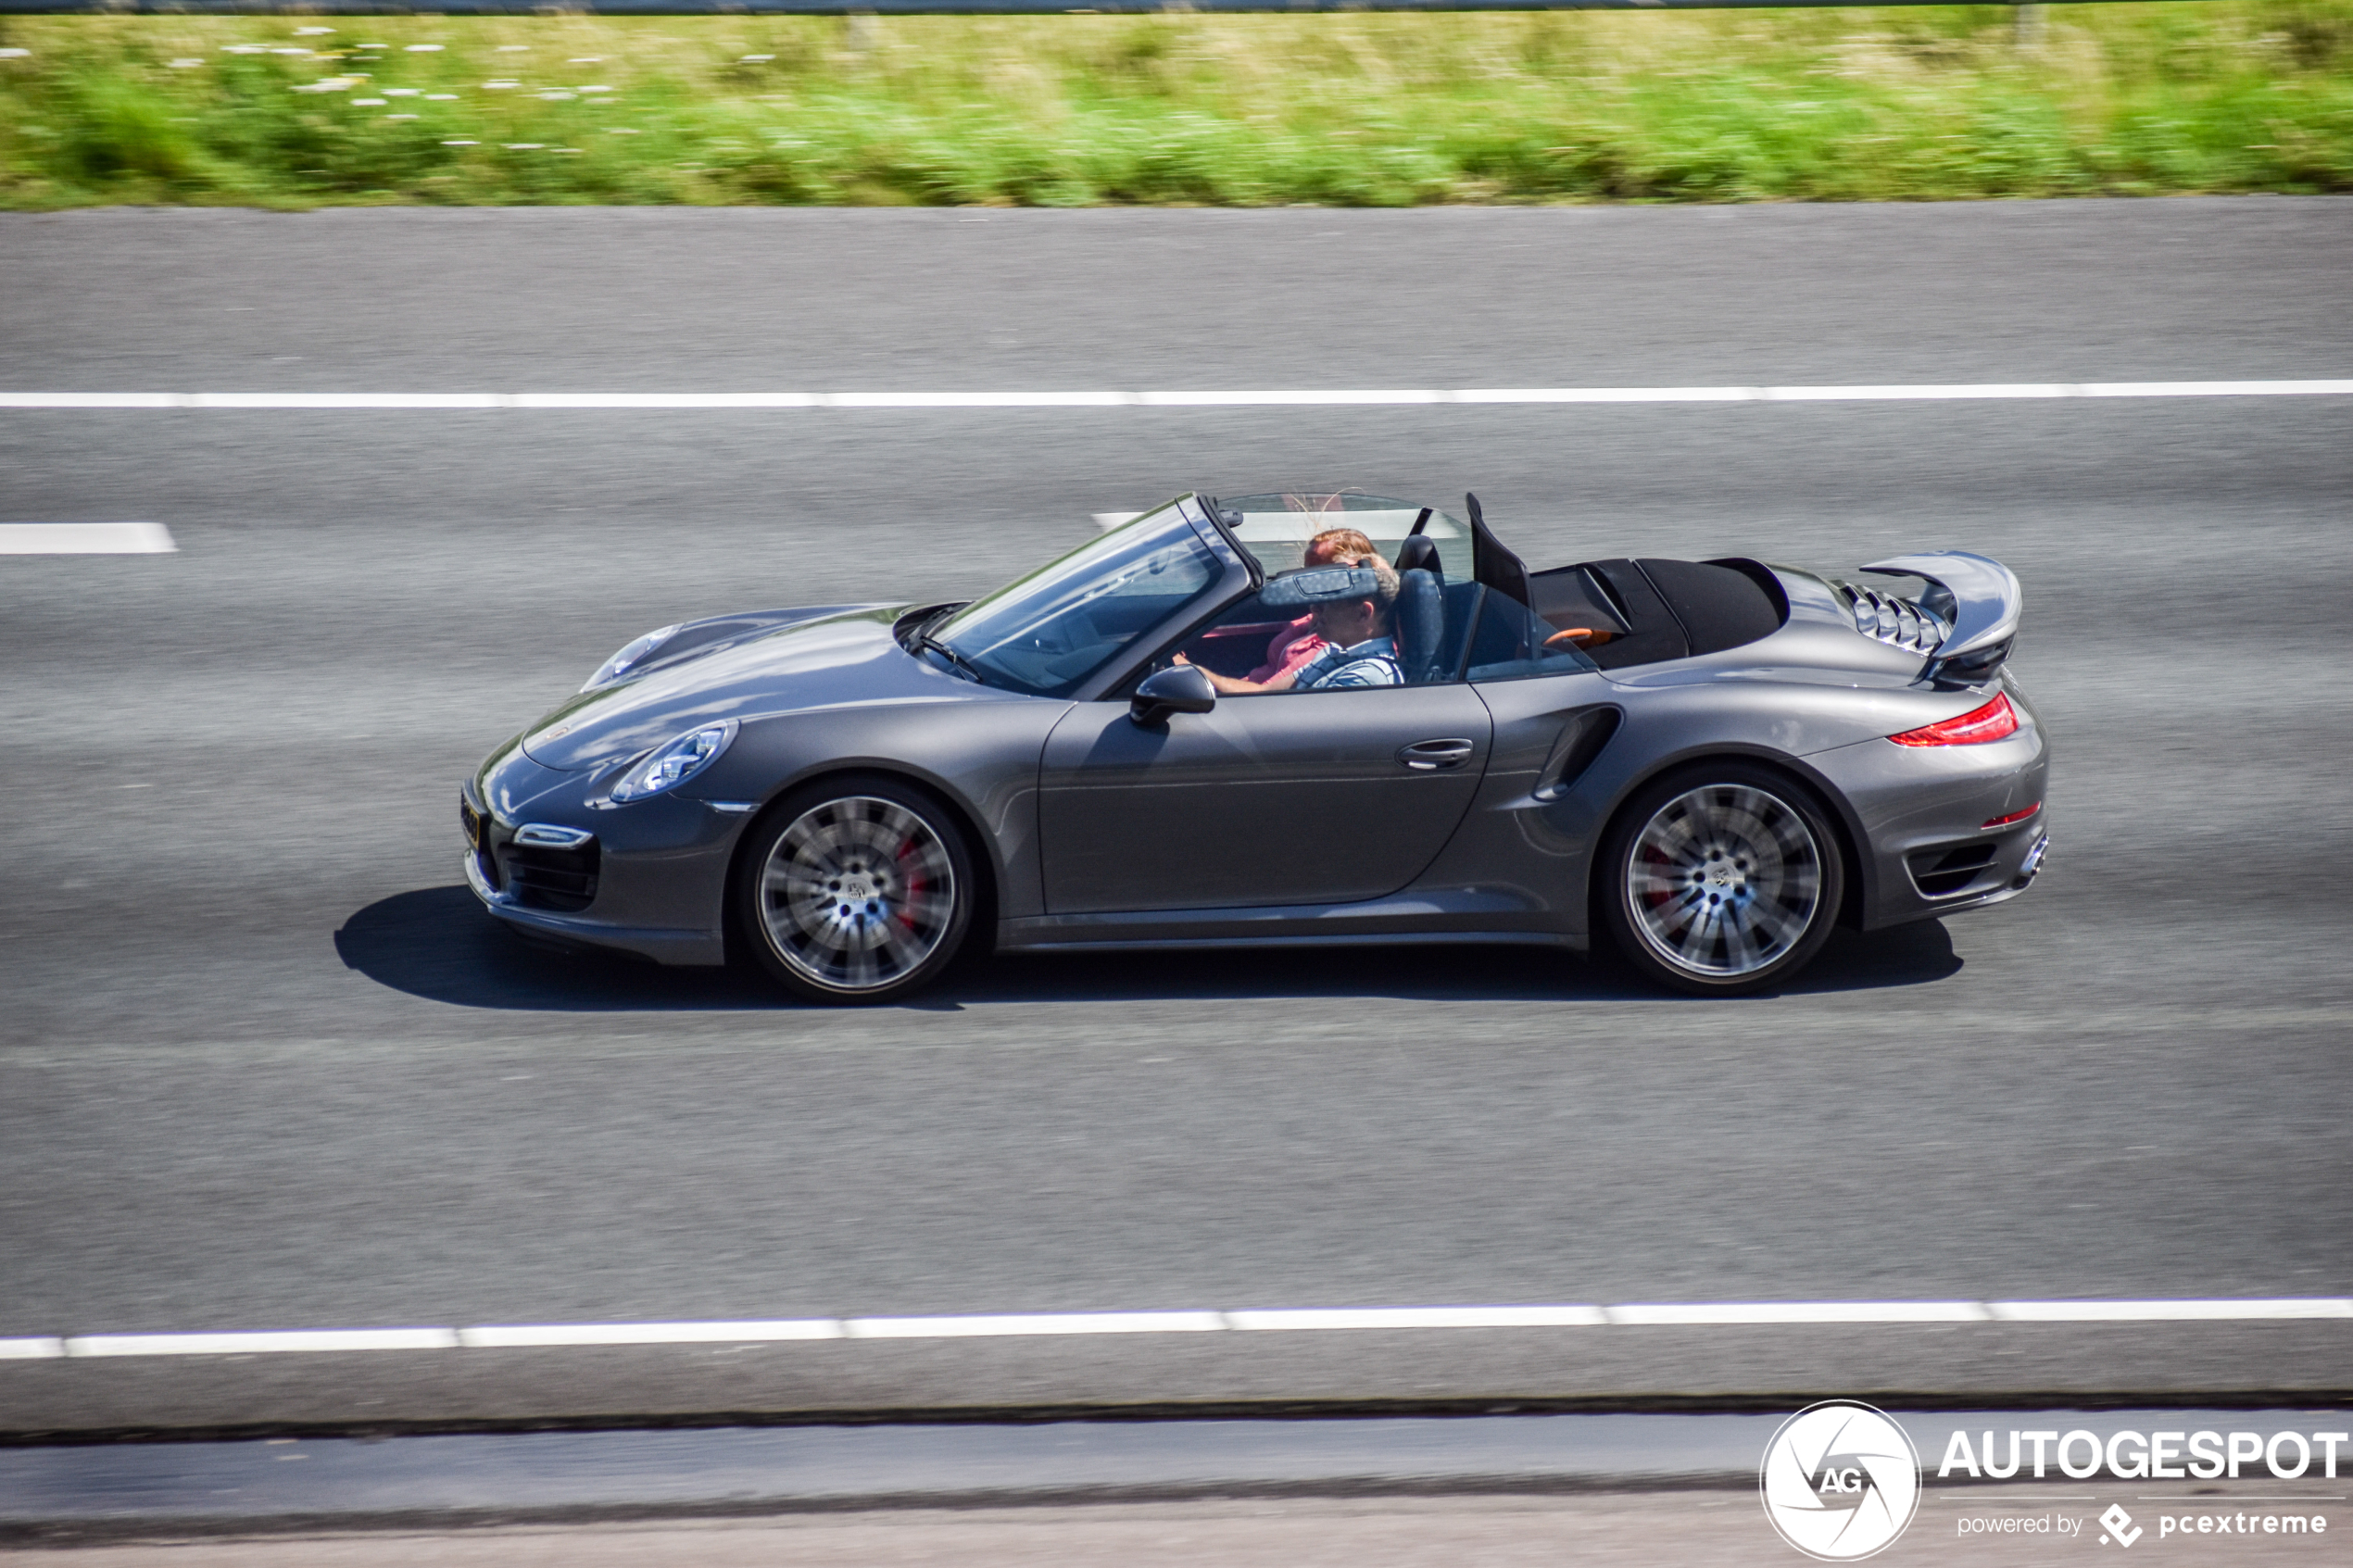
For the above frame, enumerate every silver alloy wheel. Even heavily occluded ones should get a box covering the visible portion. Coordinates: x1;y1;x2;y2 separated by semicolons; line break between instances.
1625;783;1823;980
756;795;958;993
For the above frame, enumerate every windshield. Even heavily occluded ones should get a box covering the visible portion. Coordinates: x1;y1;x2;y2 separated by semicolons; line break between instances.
1216;493;1471;580
930;501;1223;696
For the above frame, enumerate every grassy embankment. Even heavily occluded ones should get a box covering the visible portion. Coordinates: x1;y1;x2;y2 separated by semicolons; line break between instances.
0;3;2347;207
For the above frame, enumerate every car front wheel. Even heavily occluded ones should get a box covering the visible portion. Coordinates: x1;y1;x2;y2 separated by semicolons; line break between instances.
738;778;975;1006
1600;763;1844;997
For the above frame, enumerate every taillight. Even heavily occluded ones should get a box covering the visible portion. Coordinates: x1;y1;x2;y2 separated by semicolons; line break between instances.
1982;803;2041;829
1889;691;2020;747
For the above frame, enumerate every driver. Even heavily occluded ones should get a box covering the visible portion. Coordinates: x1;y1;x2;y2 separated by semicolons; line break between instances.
1180;558;1402;694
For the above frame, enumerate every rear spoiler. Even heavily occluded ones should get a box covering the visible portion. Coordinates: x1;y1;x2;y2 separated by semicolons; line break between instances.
1861;550;2022;685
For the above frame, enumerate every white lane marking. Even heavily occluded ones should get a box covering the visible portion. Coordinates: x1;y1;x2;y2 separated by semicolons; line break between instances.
1987;1298;2353;1322
1092;511;1143;533
1;381;2347;411
1138;388;1450;406
2083;380;2353;398
63;1328;460;1357
843;1311;1227;1338
1605;1301;1989;1325
1227;1305;1610;1330
511;392;819;409
0;523;175;555
829;390;1135;408
461;1319;842;1348
193;392;506;409
25;1299;2353;1357
1457;386;1755;404
0;392;180;408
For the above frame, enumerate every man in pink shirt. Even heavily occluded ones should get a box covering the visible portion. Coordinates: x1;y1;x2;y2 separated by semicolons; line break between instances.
1244;526;1378;684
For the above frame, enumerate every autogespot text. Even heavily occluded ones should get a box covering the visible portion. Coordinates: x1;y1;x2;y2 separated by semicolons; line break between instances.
1937;1427;2349;1481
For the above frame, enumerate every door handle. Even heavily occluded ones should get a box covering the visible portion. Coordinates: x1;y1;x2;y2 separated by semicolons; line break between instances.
1397;738;1476;771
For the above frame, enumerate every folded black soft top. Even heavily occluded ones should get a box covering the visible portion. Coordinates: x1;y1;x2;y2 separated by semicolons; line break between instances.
1529;558;1788;671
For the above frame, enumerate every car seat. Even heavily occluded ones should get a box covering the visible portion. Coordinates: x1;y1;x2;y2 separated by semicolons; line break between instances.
1390;533;1445;684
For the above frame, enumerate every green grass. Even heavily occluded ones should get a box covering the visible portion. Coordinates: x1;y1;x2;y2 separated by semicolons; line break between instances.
1;3;2347;207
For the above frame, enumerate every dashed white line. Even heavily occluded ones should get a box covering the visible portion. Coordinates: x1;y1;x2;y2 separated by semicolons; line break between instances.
0;523;175;555
13;1299;2347;1360
1;381;2347;411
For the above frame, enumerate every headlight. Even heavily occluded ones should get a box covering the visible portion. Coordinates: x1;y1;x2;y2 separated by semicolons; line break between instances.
582;624;681;692
609;721;737;803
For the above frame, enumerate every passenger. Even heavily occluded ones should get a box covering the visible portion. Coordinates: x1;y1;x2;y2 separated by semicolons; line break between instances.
1290;557;1402;690
1181;556;1402;694
1243;526;1379;685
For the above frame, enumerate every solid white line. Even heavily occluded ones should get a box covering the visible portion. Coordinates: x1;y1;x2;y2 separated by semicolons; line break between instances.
3;381;2347;412
0;1338;66;1360
0;392;180;408
1456;386;1756;404
510;393;819;409
1605;1301;1989;1325
1762;383;2074;401
1986;1298;2353;1322
459;1320;842;1348
189;392;507;409
63;1328;461;1357
1227;1305;1609;1331
2083;380;2353;398
1137;389;1451;406
28;1299;2353;1358
842;1311;1227;1338
0;522;175;555
828;390;1134;408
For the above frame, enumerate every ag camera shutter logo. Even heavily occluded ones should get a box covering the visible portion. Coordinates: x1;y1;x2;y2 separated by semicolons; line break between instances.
1760;1400;1922;1560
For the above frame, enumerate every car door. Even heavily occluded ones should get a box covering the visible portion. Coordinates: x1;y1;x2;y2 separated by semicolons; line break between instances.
1038;684;1494;913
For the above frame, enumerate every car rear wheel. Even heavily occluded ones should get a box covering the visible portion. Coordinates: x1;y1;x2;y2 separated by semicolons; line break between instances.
1600;763;1844;997
738;778;975;1006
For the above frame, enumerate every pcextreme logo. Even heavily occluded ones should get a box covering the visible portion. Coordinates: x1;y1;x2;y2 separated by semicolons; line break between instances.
1760;1400;1923;1561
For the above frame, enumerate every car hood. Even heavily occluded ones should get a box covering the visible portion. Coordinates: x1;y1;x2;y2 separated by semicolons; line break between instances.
520;604;953;771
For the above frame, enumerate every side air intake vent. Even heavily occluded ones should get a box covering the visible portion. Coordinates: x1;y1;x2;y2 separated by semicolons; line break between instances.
1907;842;1998;898
500;839;601;913
1832;580;1952;656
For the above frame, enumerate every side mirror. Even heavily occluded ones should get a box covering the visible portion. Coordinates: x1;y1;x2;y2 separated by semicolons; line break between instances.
1129;664;1216;727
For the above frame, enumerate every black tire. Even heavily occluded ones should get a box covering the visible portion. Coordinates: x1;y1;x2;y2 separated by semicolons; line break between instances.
1598;761;1846;997
736;775;976;1006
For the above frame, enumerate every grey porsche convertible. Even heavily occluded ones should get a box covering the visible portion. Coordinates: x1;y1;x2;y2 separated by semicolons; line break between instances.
461;492;2047;1003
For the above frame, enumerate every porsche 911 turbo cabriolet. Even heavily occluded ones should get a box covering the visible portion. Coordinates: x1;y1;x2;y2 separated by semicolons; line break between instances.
461;492;2046;1002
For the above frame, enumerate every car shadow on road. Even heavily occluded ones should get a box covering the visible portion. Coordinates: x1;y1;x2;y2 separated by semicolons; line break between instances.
336;885;1962;1012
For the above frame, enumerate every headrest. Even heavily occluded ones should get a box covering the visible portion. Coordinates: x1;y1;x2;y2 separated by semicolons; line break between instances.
1394;534;1441;576
1260;565;1384;608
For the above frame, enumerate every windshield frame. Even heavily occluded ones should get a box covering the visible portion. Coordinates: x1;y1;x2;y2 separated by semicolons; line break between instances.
928;495;1255;701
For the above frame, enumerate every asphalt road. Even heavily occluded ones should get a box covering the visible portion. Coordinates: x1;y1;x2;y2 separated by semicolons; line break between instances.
3;200;2350;1434
26;1492;2346;1568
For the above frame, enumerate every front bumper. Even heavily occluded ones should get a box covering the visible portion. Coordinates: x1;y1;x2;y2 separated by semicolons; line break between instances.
459;755;742;968
461;847;726;967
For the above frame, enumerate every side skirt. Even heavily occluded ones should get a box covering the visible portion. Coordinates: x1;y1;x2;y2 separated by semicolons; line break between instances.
1000;930;1583;956
997;892;1583;955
